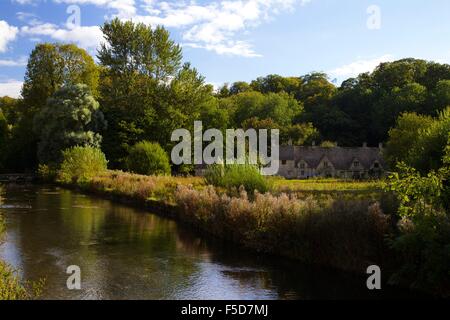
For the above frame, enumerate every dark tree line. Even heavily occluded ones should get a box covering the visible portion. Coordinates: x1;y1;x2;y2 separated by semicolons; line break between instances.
219;59;450;146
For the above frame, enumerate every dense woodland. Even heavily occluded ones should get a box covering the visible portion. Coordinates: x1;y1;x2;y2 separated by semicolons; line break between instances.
0;18;450;173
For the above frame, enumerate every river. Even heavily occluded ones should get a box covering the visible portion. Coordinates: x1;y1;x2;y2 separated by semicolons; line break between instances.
0;184;421;300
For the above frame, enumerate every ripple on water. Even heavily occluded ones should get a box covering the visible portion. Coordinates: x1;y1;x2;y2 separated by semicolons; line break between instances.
0;204;32;209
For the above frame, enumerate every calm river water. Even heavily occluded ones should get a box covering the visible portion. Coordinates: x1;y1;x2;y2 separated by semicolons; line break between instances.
0;185;421;300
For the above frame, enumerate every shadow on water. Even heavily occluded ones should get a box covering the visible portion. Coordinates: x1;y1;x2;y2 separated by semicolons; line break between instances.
0;184;427;300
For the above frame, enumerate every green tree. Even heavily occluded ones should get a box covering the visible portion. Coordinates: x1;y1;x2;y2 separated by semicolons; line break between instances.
98;18;186;167
22;43;99;111
4;43;99;171
229;81;251;95
126;141;171;176
410;107;450;172
223;91;302;128
0;111;9;171
433;80;450;112
250;74;302;96
385;112;434;167
34;84;106;164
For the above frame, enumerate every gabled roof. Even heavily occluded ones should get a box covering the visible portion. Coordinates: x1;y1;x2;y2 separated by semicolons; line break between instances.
279;146;385;170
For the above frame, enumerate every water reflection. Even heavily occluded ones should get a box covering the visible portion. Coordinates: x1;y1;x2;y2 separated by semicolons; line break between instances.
0;185;421;300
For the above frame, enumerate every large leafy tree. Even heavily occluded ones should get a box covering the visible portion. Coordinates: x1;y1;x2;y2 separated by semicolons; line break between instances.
222;91;302;128
22;43;99;111
34;84;106;164
4;43;99;171
98;18;207;168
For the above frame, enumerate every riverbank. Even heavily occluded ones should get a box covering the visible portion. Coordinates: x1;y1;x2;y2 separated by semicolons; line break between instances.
58;171;397;276
0;187;44;300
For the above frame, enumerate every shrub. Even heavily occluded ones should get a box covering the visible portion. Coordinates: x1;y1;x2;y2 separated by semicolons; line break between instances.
58;146;108;183
386;161;450;296
126;141;171;176
37;164;58;182
320;141;337;148
0;262;45;300
205;163;269;194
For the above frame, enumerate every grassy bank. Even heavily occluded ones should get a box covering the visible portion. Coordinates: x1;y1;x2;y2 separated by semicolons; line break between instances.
64;171;396;274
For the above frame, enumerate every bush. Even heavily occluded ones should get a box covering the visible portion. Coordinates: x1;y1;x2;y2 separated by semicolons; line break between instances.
205;163;269;194
386;161;450;296
37;164;58;182
58;146;108;183
0;261;45;300
126;141;171;176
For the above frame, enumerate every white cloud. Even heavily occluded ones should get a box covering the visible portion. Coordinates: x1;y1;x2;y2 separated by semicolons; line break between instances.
12;0;39;4
0;56;28;67
132;0;311;57
0;80;23;98
329;54;395;79
0;20;19;52
21;23;103;50
14;0;312;57
53;0;136;18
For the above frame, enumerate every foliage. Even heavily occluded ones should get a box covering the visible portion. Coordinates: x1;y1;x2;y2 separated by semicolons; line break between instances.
409;107;450;172
387;107;450;173
126;141;171;176
290;59;450;146
386;152;450;295
0;262;45;300
222;91;303;128
1;43;99;171
58;146;108;183
320;141;337;148
204;163;269;194
0;111;9;171
385;112;434;167
37;164;58;182
34;84;106;164
22;43;99;110
175;185;391;272
99;18;189;168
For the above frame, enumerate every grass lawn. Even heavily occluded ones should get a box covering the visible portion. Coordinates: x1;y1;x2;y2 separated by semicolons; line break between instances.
271;177;384;195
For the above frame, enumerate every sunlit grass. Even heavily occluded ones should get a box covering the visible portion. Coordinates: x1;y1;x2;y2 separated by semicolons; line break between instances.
271;177;384;192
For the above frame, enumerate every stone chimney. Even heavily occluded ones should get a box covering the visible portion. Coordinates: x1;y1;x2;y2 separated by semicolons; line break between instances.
312;141;316;147
379;143;383;150
288;139;293;146
363;142;367;148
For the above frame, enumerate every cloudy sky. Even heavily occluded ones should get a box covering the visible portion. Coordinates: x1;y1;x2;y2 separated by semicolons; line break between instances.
1;0;450;97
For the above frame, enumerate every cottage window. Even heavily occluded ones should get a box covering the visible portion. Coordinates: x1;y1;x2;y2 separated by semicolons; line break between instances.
300;170;305;176
323;161;329;168
374;162;380;168
282;160;287;165
300;163;305;169
353;161;359;167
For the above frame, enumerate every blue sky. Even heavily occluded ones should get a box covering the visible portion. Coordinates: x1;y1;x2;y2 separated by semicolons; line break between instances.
1;0;450;97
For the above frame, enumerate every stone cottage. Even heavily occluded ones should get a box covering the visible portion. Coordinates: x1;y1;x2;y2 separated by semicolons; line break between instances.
277;143;386;179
